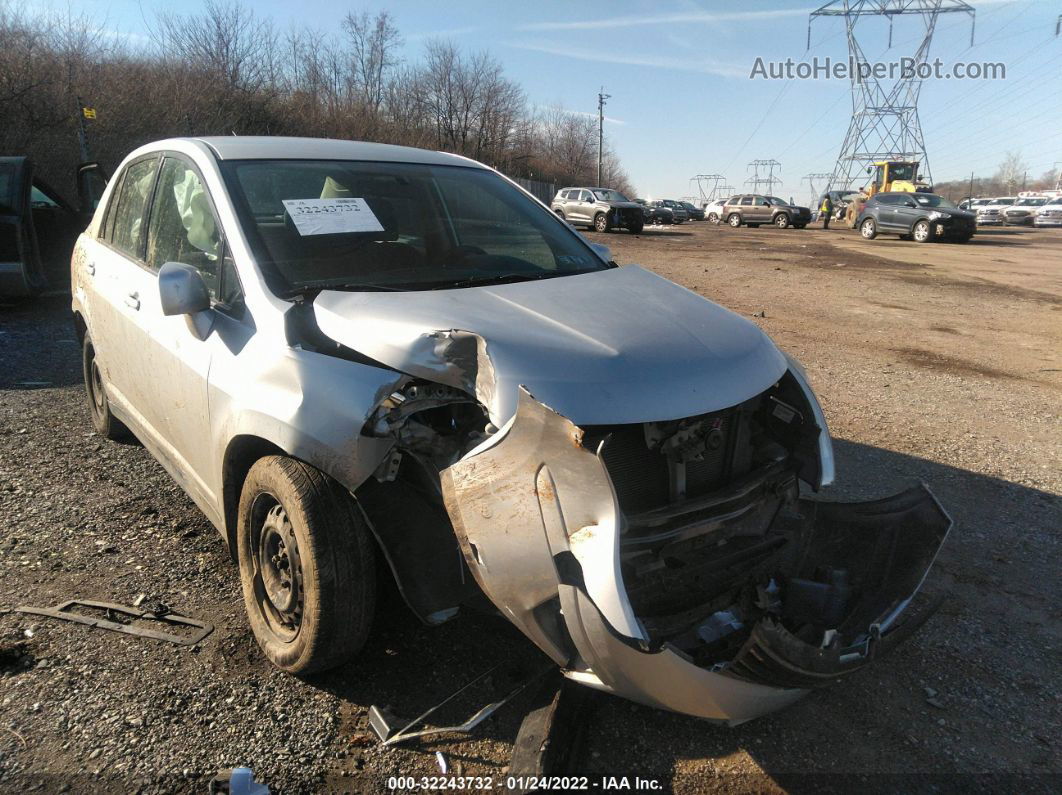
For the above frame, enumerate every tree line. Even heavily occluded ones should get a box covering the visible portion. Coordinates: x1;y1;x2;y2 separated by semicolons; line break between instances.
0;1;635;200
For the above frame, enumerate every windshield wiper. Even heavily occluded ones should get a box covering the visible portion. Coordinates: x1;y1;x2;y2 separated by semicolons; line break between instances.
427;271;583;290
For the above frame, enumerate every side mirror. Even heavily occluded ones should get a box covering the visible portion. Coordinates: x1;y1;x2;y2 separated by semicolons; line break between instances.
159;261;214;339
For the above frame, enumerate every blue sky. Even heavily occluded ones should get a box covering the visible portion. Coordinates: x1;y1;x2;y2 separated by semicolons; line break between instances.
41;0;1062;201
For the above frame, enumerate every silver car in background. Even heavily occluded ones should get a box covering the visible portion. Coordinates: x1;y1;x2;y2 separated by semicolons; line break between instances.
72;136;950;724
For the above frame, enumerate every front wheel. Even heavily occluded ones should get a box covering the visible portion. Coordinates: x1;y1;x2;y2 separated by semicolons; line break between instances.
727;214;742;227
237;456;376;675
626;219;644;234
913;220;933;243
707;212;720;224
860;218;878;239
774;213;790;229
593;213;610;233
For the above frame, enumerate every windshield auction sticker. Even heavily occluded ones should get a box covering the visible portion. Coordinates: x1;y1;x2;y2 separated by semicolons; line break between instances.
282;198;385;236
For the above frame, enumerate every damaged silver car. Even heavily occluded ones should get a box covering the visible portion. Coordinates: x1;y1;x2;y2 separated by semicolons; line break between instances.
71;137;950;723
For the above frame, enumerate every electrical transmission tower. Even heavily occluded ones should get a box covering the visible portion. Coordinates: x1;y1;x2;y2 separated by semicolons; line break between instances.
690;174;725;201
809;1;975;194
802;172;834;205
745;160;782;194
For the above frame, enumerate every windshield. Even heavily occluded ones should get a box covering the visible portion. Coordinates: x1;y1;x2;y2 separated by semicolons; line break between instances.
767;196;789;206
222;160;608;294
989;198;1015;205
888;163;916;181
912;194;957;209
1015;198;1047;206
593;189;628;202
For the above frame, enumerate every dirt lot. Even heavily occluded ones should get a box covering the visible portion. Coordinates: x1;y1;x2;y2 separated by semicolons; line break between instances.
1;221;1060;793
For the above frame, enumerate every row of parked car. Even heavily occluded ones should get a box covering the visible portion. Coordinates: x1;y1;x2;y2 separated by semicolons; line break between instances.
549;188;709;233
958;194;1062;227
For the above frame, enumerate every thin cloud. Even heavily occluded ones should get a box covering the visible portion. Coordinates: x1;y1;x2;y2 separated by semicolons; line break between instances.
406;26;480;42
536;105;626;125
518;7;813;32
509;41;746;78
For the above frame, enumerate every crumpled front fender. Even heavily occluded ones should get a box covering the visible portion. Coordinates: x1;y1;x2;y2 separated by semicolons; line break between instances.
441;387;951;724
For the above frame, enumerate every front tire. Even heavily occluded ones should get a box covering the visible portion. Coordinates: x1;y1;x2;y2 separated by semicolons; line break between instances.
626;219;644;234
913;219;933;243
593;212;609;233
727;214;742;227
860;217;878;239
82;334;130;440
774;213;791;229
237;456;376;675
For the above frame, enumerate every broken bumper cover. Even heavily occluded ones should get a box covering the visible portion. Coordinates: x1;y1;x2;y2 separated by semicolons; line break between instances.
441;388;951;724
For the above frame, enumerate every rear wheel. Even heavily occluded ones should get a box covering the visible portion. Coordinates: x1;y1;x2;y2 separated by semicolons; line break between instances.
82;335;130;440
727;214;742;227
860;218;878;239
594;212;609;233
707;212;720;224
794;224;806;229
913;220;933;243
237;456;376;674
774;213;791;229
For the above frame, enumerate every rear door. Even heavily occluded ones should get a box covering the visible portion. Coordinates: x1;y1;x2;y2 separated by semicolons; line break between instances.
0;157;46;296
82;154;160;414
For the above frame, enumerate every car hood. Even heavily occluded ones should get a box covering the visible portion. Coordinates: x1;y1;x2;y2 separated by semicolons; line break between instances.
312;265;787;426
605;201;644;210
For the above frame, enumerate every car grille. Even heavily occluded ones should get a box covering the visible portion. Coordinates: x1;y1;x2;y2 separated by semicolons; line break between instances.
583;411;734;514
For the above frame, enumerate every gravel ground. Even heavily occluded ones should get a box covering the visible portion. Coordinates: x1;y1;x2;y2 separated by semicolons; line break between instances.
1;221;1059;793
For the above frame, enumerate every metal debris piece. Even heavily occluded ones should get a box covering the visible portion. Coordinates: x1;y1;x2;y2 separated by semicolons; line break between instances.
14;599;213;646
435;751;449;774
508;672;591;790
368;664;551;747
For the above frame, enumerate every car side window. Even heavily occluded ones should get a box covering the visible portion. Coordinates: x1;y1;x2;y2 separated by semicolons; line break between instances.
579;190;593;202
146;157;223;296
109;158;159;259
740;196;753;206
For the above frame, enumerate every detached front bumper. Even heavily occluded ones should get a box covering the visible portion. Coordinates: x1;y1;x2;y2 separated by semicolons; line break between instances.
441;389;951;724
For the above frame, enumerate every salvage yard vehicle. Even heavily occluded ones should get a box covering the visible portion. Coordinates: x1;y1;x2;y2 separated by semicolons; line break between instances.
1003;196;1049;226
701;197;729;224
1;157;106;297
634;197;674;225
651;199;688;223
856;192;975;243
550;186;644;233
975;196;1016;226
1033;196;1062;227
680;201;705;221
723;194;811;229
72;136;951;724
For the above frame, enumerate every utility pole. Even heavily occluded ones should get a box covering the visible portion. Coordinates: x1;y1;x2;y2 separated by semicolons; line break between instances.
77;95;93;161
597;87;611;187
968;171;974;201
802;172;834;206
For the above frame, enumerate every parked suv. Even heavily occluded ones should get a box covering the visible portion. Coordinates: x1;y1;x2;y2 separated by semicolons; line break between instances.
723;195;811;229
856;192;975;243
680;201;705;221
701;197;728;224
551;187;644;233
72;136;950;725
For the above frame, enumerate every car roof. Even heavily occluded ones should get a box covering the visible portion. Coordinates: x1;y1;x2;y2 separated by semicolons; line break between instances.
181;136;484;168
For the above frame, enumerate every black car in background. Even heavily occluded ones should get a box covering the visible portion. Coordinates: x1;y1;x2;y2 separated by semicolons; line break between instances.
634;198;674;225
856;192;975;243
680;201;705;221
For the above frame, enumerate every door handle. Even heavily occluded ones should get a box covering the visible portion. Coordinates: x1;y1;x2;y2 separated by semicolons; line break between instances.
124;291;140;311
